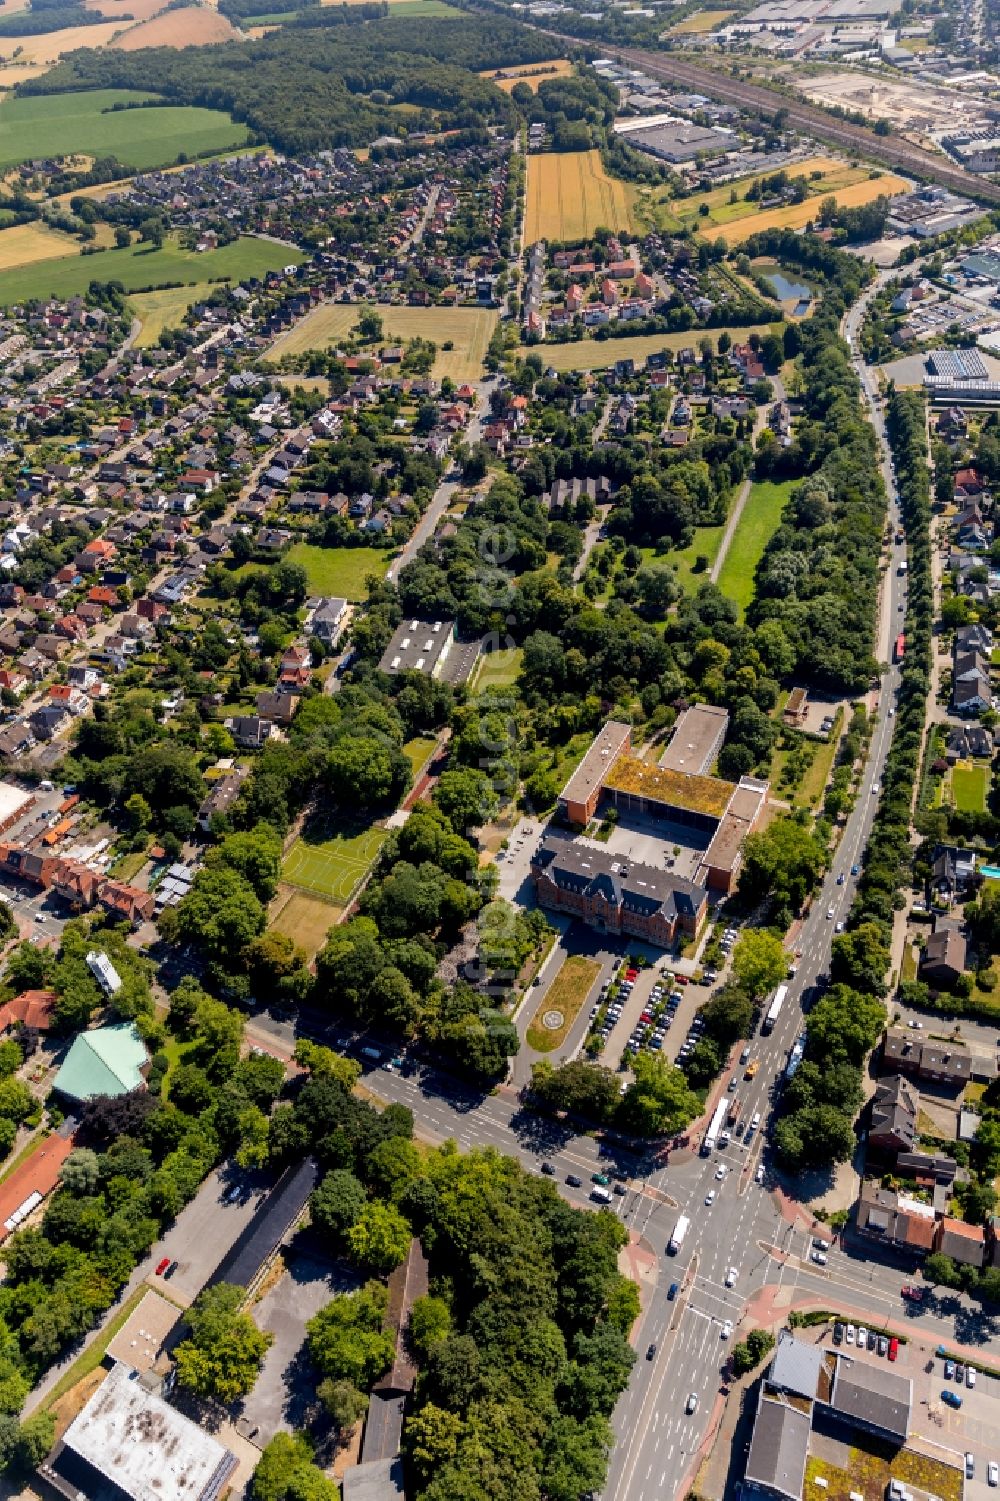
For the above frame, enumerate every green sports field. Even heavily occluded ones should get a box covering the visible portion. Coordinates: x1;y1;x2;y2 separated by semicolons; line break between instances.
0;233;302;309
282;824;387;903
0;90;249;172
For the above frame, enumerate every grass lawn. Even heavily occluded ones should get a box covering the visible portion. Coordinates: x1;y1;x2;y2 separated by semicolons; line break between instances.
794;709;844;808
130;284;213;346
642;527;726;595
518;323;780;372
267;302;498;383
0;89;249;172
403;736;438;775
284;541;392;602
0;1129;50;1186
951;761;989;813
0;232;301;308
283;822;387;904
526;954;602;1051
110;849;147;883
524;149;640;243
472;645;523;693
715;479;795;617
269;884;341;958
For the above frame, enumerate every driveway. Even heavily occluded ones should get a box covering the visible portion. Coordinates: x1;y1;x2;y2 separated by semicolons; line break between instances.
240;1246;359;1444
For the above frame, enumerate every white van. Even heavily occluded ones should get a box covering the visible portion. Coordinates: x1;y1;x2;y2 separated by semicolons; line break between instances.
590;1186;613;1204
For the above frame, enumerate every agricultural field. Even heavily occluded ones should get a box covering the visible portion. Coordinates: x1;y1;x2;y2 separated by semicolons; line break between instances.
284;541;391;601
266;301;498;383
0;232;299;308
667;8;733;30
638;155;908;239
269;886;341;959
715;479;795;616
282;823;387;904
517;323;780;373
0;220;80;272
706;174;910;245
114;5;239;47
0;20;123;68
0;89;249;172
87;0;173;21
479;59;573;93
524;149;640;243
129;284;213;346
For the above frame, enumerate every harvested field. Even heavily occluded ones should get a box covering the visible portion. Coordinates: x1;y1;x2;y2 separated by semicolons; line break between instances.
516;322;780;371
114;5;238;46
269;885;341;959
524;149;640;242
479;58;573;93
85;0;170;19
0;221;80;271
704;172;910;244
266;301;498;383
0;21;124;66
668;8;733;30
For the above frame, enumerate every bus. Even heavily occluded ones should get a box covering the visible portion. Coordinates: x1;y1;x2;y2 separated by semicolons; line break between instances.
785;1034;806;1081
894;633;905;664
762;984;787;1035
668;1214;690;1254
701;1098;728;1156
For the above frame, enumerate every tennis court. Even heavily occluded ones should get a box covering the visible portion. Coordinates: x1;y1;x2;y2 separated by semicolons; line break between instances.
282;824;387;903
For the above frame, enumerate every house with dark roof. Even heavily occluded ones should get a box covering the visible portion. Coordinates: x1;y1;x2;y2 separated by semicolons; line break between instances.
920;924;968;986
530;841;707;947
868;1075;917;1155
882;1029;972;1089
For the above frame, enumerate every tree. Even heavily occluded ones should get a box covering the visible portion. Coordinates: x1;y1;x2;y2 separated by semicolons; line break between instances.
208;826;283;903
307;1283;395;1388
59;1149;100;1195
346;1201;412;1273
830;922;890;996
410;1295;452;1359
174;1284;272;1404
172;866;265;970
432;768;499;835
318;1377;368;1440
405;1402;463;1481
252;1433;338;1501
773;1103;856;1170
114;225;131;249
732;931;787;999
617;1054;700;1136
530;1060;621;1123
731;1328;775;1376
806;983;885;1065
311;1169;367;1236
923;1252;961;1289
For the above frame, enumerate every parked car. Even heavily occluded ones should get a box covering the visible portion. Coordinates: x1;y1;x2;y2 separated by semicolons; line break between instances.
944;1359;955;1380
942;1390;963;1409
968;1368;977;1388
966;1455;975;1480
857;1327;868;1350
845;1324;856;1344
888;1338;899;1361
878;1336;888;1357
987;1462;998;1488
155;1257;170;1276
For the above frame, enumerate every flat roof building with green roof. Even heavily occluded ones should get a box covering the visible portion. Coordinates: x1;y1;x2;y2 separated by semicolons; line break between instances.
53;1022;148;1103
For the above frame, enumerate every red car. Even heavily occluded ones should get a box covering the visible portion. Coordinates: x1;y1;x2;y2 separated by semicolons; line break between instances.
155;1256;170;1276
888;1338;899;1361
675;975;688;985
901;1284;925;1302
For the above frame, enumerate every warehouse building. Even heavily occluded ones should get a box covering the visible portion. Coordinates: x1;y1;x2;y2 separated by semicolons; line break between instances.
43;1361;237;1501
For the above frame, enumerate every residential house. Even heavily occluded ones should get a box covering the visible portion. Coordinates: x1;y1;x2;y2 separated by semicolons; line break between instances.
933;1216;985;1268
868;1075;917;1155
920;921;968;986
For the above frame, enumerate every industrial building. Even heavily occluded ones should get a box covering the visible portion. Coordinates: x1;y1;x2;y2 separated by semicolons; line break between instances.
43;1362;237;1501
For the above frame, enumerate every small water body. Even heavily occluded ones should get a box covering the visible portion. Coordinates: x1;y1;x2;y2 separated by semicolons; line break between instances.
764;270;812;302
793;298;811;317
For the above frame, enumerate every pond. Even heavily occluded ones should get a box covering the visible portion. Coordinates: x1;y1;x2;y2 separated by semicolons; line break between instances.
764;269;813;303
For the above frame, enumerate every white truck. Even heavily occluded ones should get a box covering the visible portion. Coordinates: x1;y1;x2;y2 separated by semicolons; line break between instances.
762;984;787;1035
668;1214;690;1255
701;1098;728;1157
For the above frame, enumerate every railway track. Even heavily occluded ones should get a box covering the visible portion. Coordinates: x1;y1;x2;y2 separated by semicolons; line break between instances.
543;36;1000;208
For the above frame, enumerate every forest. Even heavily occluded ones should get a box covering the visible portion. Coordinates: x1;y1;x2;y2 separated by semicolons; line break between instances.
22;15;558;153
